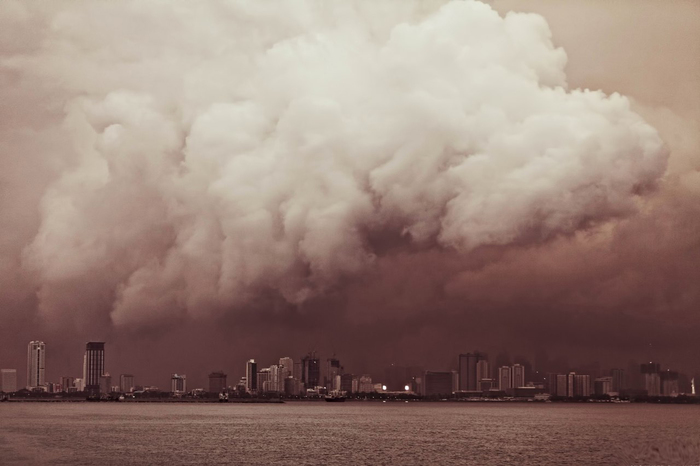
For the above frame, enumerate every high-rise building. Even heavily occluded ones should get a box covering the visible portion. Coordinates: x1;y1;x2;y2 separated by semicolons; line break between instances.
279;357;294;379
1;369;17;393
340;373;354;393
208;371;227;394
99;373;112;395
358;374;373;393
556;374;568;397
302;354;320;389
567;372;577;397
257;368;270;393
661;371;679;397
512;364;525;388
27;341;46;389
476;360;490;384
498;366;512;391
60;376;75;392
246;359;258;392
611;368;625;393
326;358;341;388
574;374;591;397
120;374;135;393
171;374;187;394
424;371;453;397
266;364;282;393
74;378;85;391
545;372;559;395
85;342;105;396
594;377;613;396
641;363;661;396
458;352;486;391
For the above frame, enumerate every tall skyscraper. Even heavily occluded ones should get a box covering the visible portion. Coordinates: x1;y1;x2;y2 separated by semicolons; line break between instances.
641;363;661;396
279;357;294;379
326;358;341;388
512;364;525;388
610;368;625;394
458;352;486;391
26;341;46;389
246;359;258;392
660;371;679;397
476;360;490;385
1;369;17;393
498;366;512;391
302;353;320;388
84;342;105;396
171;374;187;394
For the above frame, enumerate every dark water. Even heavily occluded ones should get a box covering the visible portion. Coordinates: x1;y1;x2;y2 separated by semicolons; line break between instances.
1;402;699;465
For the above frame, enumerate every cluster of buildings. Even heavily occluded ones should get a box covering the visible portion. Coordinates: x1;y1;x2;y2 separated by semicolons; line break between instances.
1;342;696;401
204;353;377;397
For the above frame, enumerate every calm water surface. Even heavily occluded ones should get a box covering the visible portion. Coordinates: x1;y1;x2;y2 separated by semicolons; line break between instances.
1;402;699;465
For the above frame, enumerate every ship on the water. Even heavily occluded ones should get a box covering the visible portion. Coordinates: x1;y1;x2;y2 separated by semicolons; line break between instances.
324;390;346;402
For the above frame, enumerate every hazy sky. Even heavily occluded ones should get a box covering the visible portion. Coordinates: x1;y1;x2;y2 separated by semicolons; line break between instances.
0;0;698;389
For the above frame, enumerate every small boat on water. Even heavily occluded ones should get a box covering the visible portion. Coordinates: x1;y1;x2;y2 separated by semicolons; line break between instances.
324;390;346;402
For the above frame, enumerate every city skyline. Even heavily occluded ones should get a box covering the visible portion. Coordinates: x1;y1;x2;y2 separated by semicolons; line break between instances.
2;339;695;398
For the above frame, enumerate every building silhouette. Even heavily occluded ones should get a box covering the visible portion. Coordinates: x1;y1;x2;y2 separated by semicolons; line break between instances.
171;374;187;394
246;359;258;392
424;371;453;397
1;369;17;393
26;341;46;389
120;374;135;393
84;342;105;397
641;363;661;396
302;353;320;389
498;366;512;390
458;352;486;391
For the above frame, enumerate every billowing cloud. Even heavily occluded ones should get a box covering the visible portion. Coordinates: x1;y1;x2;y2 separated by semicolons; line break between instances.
1;0;669;331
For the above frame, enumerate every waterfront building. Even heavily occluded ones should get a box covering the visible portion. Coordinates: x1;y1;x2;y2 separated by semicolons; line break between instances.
208;371;227;394
641;363;661;396
574;374;591;397
340;373;354;393
284;377;303;396
60;376;75;392
498;366;512;391
1;369;17;393
611;368;625;393
171;374;187;394
556;374;568;397
358;374;373;393
512;364;525;388
257;367;270;393
302;354;320;389
99;373;112;394
458;352;486;391
120;374;135;393
246;359;258;393
424;371;453;397
661;371;679;397
476;360;490;385
27;341;46;389
326;358;341;389
279;357;294;379
85;342;105;397
74;378;84;391
594;377;613;396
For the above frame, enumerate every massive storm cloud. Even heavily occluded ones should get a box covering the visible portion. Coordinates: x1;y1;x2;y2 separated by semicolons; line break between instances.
0;0;668;333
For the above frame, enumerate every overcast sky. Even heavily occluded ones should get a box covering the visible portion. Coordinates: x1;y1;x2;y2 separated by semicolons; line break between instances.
0;0;698;389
